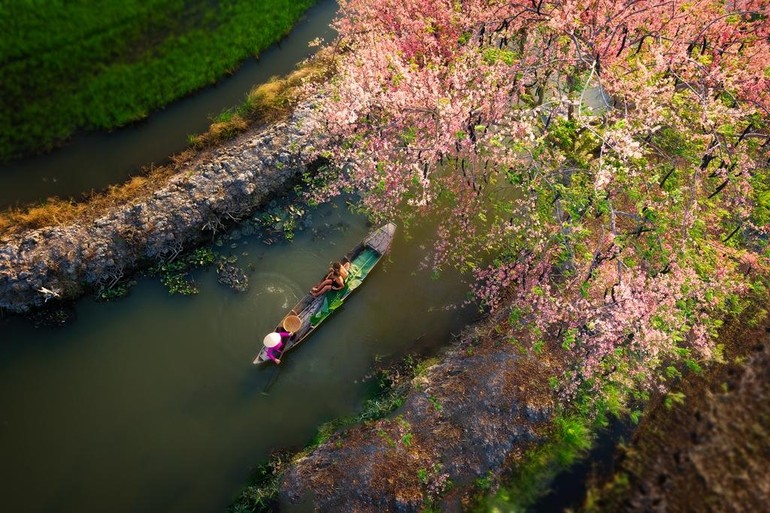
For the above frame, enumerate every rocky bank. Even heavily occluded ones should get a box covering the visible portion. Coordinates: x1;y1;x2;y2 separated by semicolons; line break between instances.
279;311;560;512
0;99;324;313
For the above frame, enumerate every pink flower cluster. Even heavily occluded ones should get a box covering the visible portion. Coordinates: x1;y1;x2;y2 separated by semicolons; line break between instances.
305;0;770;404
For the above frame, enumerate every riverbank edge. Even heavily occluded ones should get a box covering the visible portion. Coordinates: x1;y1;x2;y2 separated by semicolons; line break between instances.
220;295;612;513
0;48;336;238
579;295;770;512
0;99;327;314
258;306;554;511
266;303;611;512
0;48;339;314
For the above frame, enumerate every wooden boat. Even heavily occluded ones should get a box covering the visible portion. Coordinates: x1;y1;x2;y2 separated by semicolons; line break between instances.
253;222;396;364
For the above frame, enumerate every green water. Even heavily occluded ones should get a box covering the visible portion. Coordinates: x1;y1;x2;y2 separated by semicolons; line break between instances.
0;201;474;513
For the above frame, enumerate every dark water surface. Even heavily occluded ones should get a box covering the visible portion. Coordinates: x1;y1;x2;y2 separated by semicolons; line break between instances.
0;200;475;513
533;417;632;512
0;0;338;210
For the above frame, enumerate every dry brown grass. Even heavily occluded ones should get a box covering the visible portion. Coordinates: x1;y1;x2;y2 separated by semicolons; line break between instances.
189;46;337;149
0;198;84;234
0;47;338;241
0;167;176;239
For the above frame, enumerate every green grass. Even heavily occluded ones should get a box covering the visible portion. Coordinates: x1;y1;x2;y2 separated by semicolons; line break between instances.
480;414;596;512
0;0;317;161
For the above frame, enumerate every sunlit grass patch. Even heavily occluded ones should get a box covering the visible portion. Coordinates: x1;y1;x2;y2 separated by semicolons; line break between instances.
191;47;337;148
0;0;319;161
0;49;336;239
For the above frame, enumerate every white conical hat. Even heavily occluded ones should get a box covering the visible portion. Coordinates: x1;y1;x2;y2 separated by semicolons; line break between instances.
263;332;282;348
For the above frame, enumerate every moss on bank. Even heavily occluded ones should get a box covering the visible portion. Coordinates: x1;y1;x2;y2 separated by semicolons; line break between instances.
0;0;318;162
479;414;595;512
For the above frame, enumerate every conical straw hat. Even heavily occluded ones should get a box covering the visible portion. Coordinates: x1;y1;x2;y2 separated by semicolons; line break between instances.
263;332;282;348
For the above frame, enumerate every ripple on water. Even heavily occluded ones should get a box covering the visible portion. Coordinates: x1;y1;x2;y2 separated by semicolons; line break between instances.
249;271;306;312
213;270;309;371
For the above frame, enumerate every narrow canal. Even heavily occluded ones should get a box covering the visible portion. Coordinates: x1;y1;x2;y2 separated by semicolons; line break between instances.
0;0;339;210
0;2;598;511
0;199;475;513
0;2;470;510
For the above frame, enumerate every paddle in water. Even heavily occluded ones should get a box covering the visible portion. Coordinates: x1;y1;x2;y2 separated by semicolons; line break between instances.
261;347;287;395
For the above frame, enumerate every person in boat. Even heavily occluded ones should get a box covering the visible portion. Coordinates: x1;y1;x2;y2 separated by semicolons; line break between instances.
263;329;293;364
310;260;351;297
337;258;351;280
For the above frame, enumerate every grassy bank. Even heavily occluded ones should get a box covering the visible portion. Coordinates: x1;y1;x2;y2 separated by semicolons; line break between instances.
0;0;316;161
0;46;336;239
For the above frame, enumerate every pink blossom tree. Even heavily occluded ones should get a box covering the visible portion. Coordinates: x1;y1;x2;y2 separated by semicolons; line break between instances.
308;0;770;405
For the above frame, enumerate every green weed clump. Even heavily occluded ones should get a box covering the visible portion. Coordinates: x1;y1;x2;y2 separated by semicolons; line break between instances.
228;452;292;513
149;247;216;295
308;366;412;448
96;280;137;301
0;0;317;161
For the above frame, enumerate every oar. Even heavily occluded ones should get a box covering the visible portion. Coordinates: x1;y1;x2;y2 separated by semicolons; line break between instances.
261;337;292;395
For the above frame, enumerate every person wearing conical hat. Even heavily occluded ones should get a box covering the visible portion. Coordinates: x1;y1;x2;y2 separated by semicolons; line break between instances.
263;329;292;364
